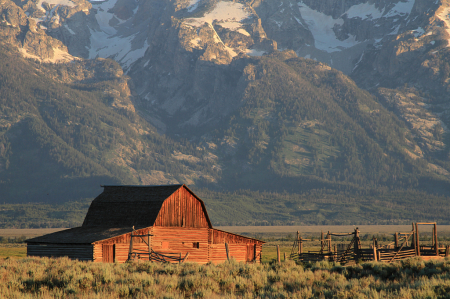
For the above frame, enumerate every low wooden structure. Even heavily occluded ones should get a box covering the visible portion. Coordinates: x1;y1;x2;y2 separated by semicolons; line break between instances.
290;223;448;265
27;185;264;264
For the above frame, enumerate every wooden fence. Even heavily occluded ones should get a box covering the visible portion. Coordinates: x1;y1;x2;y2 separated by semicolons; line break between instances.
289;223;449;265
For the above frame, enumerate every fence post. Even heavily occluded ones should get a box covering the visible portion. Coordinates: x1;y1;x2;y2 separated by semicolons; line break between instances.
320;231;324;254
128;232;134;261
395;232;398;248
415;223;420;256
277;245;281;264
225;242;230;261
300;236;303;254
327;231;331;253
434;223;439;256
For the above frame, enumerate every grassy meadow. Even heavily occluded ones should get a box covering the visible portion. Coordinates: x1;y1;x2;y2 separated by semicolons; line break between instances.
2;256;450;298
2;227;450;298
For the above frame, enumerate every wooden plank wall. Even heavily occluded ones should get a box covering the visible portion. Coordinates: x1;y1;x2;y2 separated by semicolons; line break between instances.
152;227;209;264
95;228;152;246
210;229;261;245
154;188;210;228
27;244;93;261
115;243;149;263
209;244;263;264
209;229;263;264
93;244;102;262
94;227;152;263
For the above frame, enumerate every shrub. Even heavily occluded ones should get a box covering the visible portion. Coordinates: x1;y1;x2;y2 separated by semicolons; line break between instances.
1;257;450;298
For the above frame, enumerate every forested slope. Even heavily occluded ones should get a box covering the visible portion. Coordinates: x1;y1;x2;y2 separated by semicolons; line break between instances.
0;44;218;203
205;51;450;195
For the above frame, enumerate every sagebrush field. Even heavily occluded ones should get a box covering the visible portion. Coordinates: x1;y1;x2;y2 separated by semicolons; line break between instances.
1;257;450;298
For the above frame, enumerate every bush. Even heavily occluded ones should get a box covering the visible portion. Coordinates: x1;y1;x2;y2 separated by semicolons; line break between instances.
1;257;450;298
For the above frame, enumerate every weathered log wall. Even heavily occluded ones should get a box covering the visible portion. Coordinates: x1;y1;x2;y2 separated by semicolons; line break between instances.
209;243;262;264
93;244;102;262
151;227;209;264
27;244;93;261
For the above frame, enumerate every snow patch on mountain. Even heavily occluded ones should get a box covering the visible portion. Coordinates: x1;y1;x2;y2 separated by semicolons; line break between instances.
384;0;415;18
92;0;117;35
187;0;201;12
345;3;384;20
89;29;149;70
64;24;75;35
298;2;358;53
296;1;416;54
88;0;148;70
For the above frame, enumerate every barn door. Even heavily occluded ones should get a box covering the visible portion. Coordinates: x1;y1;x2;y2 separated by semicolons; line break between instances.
246;244;256;262
103;244;115;263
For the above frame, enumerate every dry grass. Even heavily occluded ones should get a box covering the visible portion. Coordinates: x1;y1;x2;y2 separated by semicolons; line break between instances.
0;229;66;238
1;257;450;298
0;245;26;259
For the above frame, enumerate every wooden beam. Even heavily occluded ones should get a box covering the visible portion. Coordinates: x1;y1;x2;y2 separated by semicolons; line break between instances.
300;236;303;255
388;232;413;263
128;232;134;260
415;223;420;256
225;243;230;261
329;232;354;236
277;245;281;264
434;223;439;256
395;232;398;248
320;231;324;254
327;231;331;253
148;234;151;261
354;228;360;261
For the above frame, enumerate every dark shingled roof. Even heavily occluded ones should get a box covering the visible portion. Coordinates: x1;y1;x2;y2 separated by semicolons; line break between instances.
26;227;133;244
27;184;216;244
82;184;183;228
27;184;187;244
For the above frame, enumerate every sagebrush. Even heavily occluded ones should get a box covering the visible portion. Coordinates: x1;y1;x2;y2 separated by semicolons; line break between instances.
2;257;450;298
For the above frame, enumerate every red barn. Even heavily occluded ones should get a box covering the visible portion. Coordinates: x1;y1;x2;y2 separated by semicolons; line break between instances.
27;185;264;264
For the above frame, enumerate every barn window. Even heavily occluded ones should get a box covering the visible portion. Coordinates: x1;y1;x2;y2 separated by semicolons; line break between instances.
193;242;200;248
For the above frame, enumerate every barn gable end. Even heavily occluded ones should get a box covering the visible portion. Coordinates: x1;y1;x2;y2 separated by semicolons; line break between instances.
153;185;211;228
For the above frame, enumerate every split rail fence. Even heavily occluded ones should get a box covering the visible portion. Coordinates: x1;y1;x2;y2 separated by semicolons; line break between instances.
290;222;450;265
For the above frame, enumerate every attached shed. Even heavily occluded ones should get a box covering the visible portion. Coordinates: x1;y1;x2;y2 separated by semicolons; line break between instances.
27;185;264;264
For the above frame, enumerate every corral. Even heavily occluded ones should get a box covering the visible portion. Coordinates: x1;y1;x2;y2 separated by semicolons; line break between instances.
289;223;450;264
26;185;264;264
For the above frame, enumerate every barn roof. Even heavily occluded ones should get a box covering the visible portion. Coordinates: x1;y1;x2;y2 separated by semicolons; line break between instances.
81;184;194;228
26;227;133;244
27;184;213;244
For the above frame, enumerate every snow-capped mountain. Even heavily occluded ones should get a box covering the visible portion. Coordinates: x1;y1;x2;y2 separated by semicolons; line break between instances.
2;0;450;153
3;0;450;207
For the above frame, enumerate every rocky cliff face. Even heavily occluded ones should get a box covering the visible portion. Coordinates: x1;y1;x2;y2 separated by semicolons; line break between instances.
4;0;443;130
2;0;450;189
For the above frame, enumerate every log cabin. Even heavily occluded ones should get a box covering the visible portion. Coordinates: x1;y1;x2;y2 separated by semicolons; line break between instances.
26;185;264;264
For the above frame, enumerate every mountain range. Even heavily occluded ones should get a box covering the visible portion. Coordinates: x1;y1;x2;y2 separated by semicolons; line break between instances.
1;0;450;224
